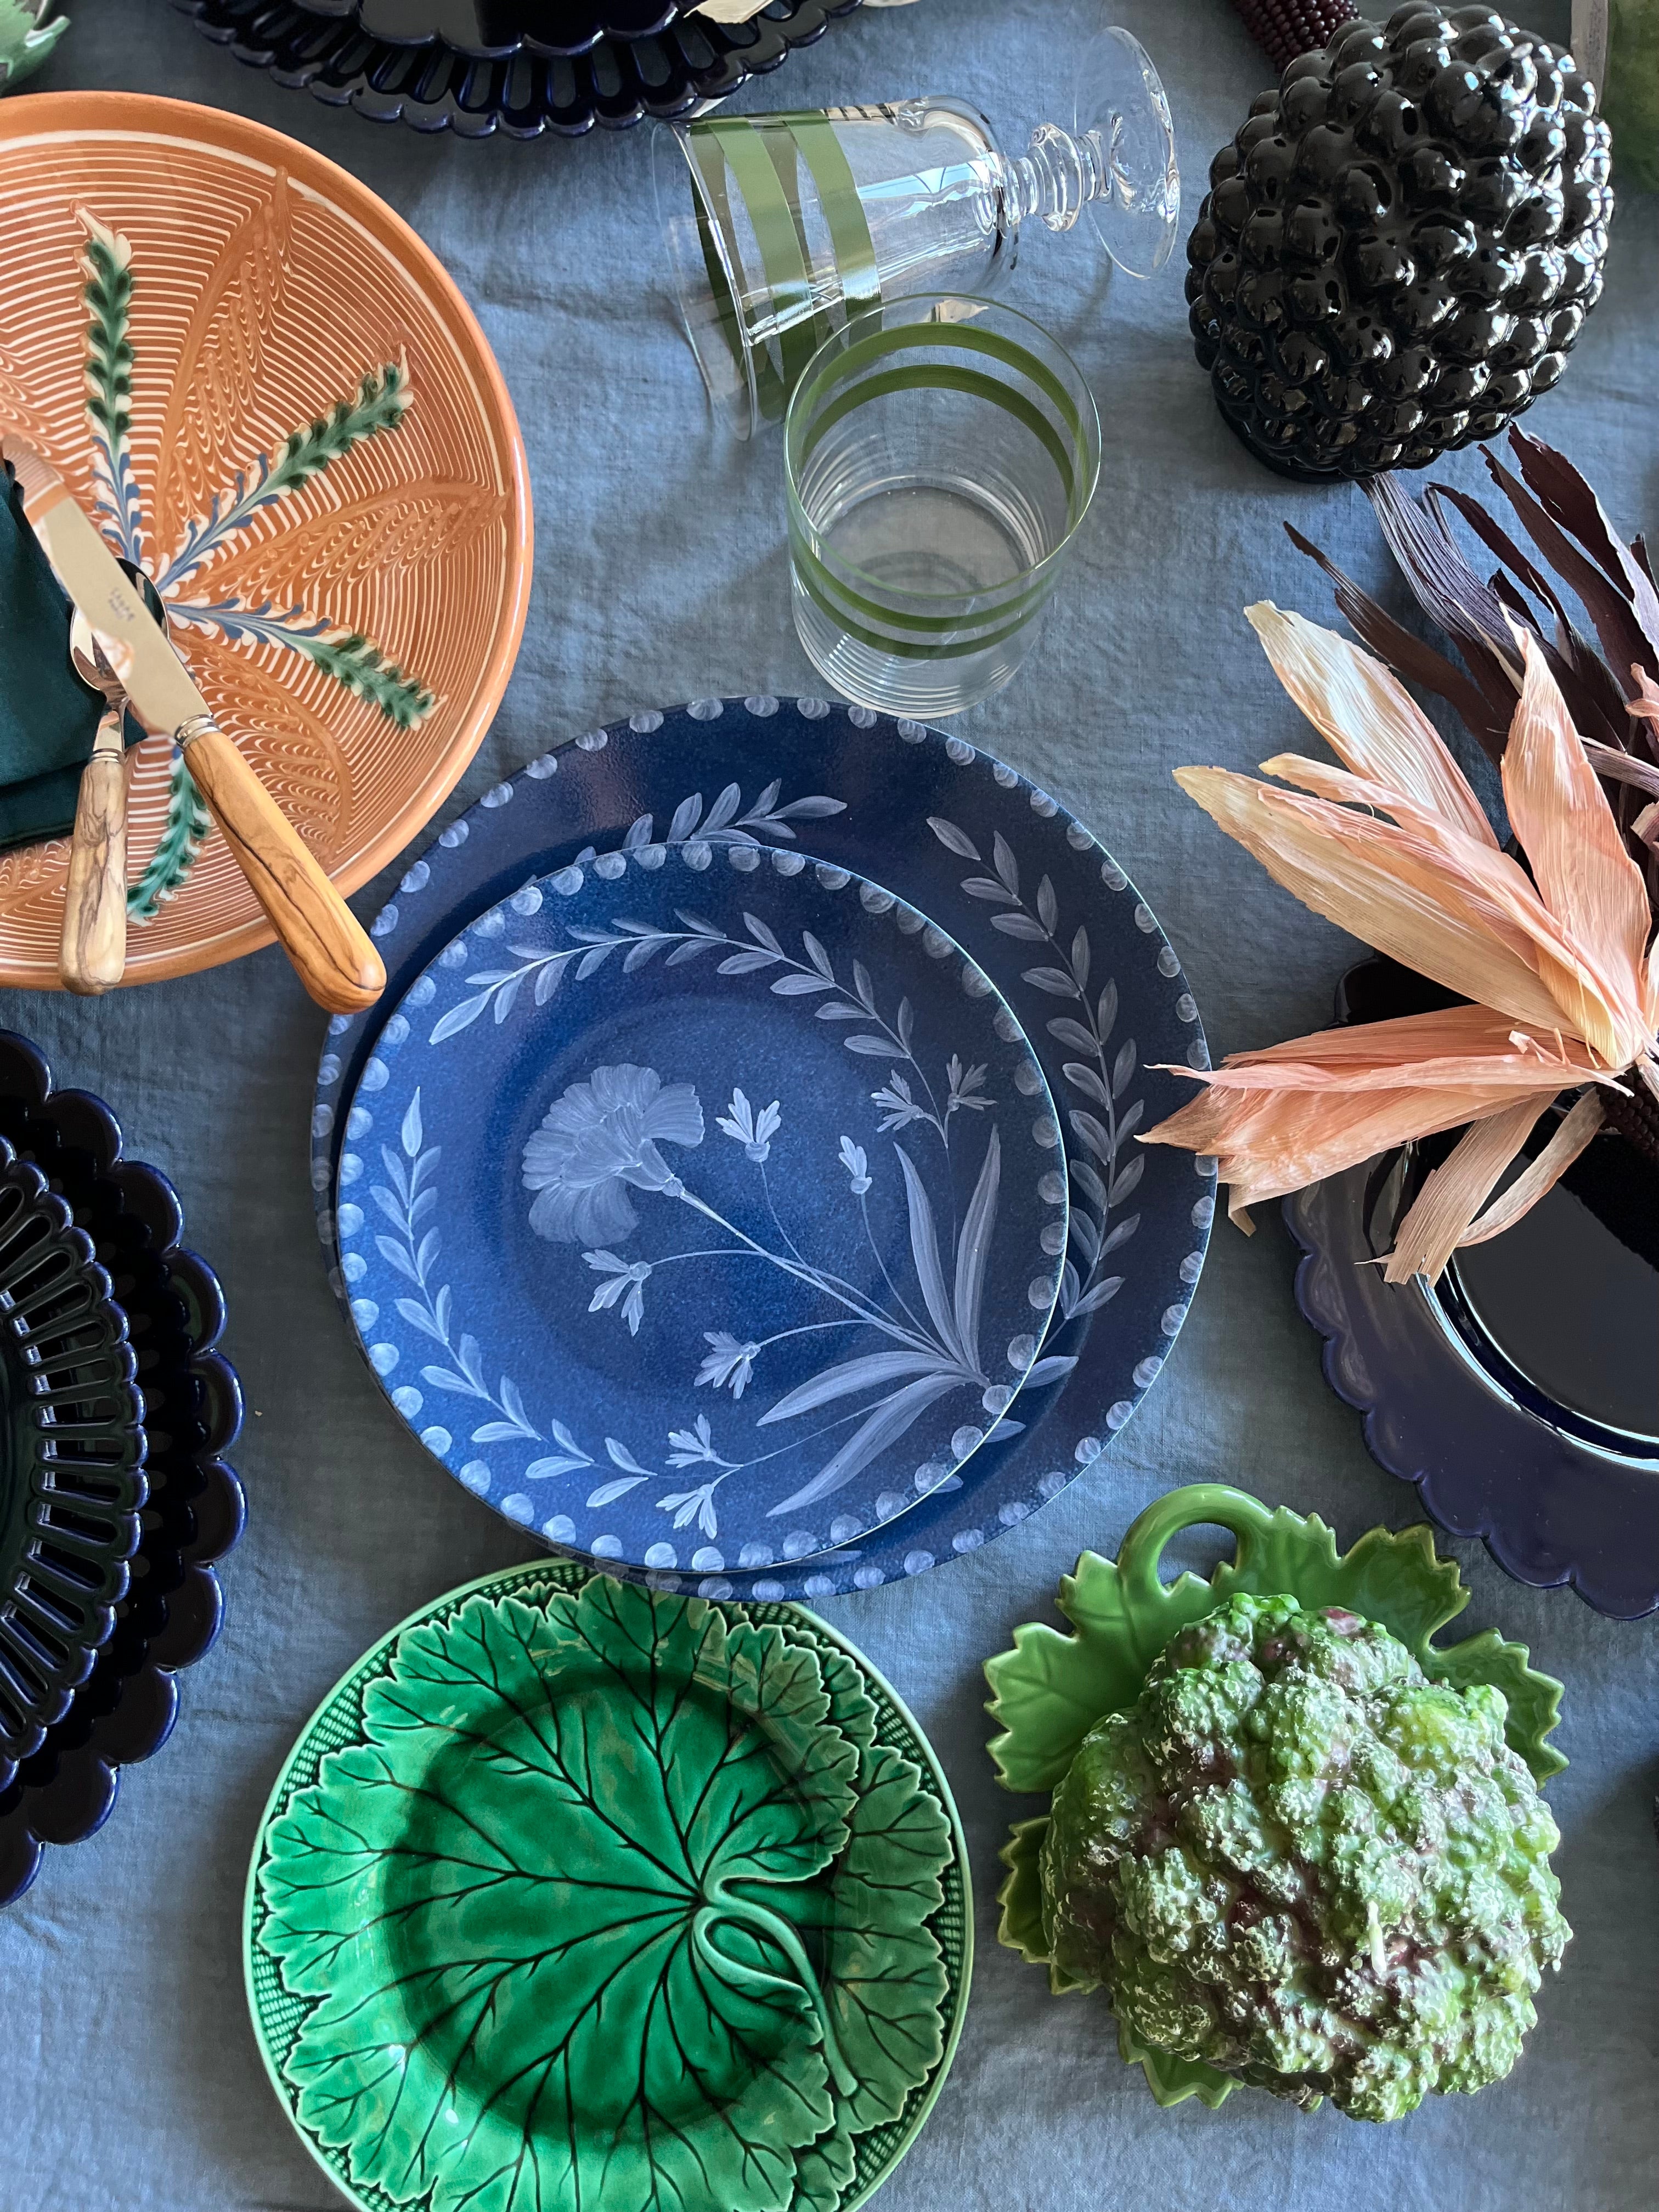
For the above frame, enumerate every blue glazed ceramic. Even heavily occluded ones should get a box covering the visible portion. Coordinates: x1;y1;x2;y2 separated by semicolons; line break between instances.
1286;957;1659;1624
346;848;1068;1573
315;698;1213;1600
0;1031;245;1907
176;0;865;140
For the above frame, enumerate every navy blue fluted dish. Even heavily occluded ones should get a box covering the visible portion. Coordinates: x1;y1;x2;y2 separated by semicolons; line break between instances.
0;1034;244;1908
174;0;866;138
1286;956;1659;1622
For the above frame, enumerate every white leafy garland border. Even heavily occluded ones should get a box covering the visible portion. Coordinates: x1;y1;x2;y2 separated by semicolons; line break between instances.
314;699;1214;1599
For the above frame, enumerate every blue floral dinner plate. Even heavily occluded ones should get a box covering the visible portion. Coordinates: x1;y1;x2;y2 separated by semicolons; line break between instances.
316;698;1213;1599
346;848;1068;1574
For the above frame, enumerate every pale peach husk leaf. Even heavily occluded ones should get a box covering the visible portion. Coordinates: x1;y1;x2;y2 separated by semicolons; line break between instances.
1146;608;1659;1279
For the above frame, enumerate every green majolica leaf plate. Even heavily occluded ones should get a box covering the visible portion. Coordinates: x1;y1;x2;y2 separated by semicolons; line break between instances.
246;1564;970;2212
983;1481;1566;2112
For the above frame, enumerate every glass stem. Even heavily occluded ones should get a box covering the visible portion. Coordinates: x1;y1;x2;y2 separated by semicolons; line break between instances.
998;119;1119;235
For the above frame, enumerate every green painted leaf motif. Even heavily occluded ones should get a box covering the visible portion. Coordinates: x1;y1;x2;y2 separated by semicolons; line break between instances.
162;361;414;589
79;212;145;564
296;628;436;731
128;753;211;923
258;1581;861;2212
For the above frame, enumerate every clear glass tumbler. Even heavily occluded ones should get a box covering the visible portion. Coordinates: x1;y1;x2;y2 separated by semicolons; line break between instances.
655;14;1178;438
785;295;1102;719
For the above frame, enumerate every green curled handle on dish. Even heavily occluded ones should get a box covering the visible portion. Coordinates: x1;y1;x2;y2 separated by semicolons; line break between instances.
1109;1480;1284;1611
985;1480;1566;1804
985;1480;1569;2106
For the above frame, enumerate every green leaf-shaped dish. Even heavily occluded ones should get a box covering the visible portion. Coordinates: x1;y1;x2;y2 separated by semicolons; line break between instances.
983;1481;1565;2112
247;1564;970;2212
0;3;67;96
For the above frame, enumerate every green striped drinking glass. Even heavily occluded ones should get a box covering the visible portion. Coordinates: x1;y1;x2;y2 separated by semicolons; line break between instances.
654;18;1178;439
784;295;1101;718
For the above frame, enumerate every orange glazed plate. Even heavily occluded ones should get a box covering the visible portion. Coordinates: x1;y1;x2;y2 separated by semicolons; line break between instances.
0;93;532;988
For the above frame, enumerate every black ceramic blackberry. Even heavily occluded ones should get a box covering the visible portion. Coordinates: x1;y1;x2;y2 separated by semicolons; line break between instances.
1186;7;1615;479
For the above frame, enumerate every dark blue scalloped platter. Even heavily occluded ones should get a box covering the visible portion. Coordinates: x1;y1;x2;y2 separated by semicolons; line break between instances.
1287;957;1659;1623
174;0;865;138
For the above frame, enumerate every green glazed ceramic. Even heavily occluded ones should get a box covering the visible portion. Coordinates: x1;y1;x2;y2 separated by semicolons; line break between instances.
0;3;66;93
247;1563;970;2212
983;1481;1566;2111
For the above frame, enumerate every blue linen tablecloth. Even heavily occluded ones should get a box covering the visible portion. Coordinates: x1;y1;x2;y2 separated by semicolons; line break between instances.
3;2;1656;2206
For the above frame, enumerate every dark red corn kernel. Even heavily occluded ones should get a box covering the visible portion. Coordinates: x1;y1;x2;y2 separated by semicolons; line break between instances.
1229;0;1363;75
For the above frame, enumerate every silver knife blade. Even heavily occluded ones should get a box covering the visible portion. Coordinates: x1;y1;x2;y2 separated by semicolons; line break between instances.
5;439;205;736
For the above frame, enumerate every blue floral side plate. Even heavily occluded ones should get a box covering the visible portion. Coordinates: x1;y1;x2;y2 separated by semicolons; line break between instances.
317;698;1213;1600
346;847;1068;1575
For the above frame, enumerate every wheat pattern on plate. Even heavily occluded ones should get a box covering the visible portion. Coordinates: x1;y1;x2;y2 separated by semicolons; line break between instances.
75;205;436;920
0;94;531;985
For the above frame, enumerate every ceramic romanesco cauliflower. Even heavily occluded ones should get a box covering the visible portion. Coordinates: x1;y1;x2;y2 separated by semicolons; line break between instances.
1040;1592;1570;2120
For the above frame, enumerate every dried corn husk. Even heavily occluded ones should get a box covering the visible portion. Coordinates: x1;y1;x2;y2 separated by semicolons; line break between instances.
1144;611;1659;1282
1290;429;1659;927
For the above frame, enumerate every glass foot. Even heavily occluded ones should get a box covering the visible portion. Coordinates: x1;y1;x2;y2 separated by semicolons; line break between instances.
1078;18;1180;278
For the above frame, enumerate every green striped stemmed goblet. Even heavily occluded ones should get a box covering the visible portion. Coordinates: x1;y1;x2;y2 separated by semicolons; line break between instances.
654;14;1178;438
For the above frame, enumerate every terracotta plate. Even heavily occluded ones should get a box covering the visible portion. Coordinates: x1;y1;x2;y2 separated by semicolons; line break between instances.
0;93;531;986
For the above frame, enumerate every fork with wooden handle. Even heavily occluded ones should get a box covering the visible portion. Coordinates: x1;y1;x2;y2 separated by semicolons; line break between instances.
6;435;385;1014
59;612;136;995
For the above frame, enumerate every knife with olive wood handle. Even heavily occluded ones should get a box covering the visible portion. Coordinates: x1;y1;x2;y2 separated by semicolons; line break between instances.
4;436;385;1015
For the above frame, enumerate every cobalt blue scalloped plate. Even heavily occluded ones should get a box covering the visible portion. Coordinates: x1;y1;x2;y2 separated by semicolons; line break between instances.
0;1139;146;1800
346;847;1069;1573
174;0;865;138
314;697;1212;1600
0;1033;245;1906
1286;957;1659;1623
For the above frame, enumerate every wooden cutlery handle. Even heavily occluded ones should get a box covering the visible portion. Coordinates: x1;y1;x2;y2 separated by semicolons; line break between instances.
60;735;129;996
179;719;386;1015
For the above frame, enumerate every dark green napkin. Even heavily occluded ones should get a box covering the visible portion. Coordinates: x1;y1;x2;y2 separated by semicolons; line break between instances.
0;471;136;853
